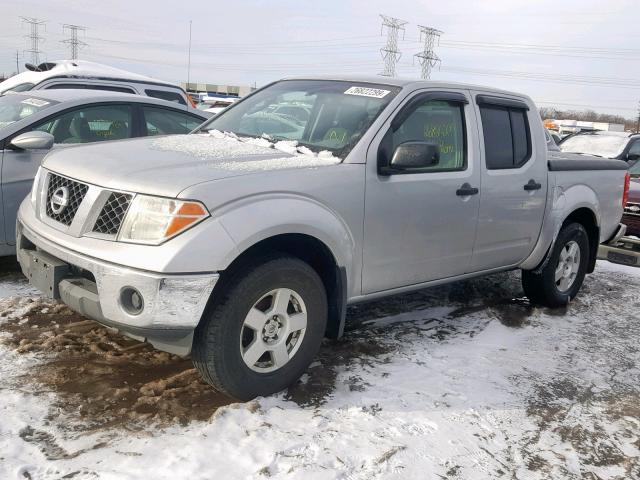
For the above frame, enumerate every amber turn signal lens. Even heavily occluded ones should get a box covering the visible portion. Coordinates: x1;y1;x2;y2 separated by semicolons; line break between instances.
164;202;208;237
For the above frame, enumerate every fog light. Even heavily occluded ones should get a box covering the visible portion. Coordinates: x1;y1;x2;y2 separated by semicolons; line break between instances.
121;287;144;315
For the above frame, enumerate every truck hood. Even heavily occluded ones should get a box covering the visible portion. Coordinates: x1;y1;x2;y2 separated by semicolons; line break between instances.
42;134;341;197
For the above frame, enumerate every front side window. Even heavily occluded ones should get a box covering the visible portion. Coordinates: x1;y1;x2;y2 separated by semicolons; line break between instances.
626;140;640;160
32;104;133;144
480;105;531;169
391;99;466;171
200;80;401;158
143;106;203;135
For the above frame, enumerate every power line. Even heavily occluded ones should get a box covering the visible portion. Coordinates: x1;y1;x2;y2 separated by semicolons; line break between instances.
61;24;87;59
21;17;46;65
379;14;407;77
414;26;442;79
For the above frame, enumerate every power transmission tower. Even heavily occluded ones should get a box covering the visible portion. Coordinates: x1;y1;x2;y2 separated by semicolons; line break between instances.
21;17;46;65
414;25;442;79
379;14;407;77
61;24;87;60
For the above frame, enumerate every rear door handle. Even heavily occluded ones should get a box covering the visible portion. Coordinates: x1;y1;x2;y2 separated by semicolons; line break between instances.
524;179;542;191
456;183;479;196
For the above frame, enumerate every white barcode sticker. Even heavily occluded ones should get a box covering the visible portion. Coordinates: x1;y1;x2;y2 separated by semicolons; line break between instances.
344;86;390;98
21;98;49;107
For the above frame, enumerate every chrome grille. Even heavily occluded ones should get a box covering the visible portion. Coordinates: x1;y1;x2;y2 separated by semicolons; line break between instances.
45;173;89;226
92;192;132;235
624;202;640;216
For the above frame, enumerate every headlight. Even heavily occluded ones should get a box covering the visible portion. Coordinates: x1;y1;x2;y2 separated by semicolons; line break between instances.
31;167;43;208
118;195;209;245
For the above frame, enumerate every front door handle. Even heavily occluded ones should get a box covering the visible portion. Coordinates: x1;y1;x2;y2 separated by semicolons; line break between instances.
524;179;542;191
456;183;479;196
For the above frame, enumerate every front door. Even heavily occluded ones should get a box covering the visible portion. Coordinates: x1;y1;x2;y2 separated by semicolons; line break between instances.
362;89;481;294
469;92;548;271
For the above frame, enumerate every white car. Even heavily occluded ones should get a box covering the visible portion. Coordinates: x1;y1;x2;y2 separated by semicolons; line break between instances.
0;60;193;107
202;96;239;115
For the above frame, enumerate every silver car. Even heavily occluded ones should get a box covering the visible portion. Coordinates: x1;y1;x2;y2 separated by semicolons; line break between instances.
0;89;208;254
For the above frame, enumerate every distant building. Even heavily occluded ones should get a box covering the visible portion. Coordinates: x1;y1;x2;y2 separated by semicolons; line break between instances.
181;82;255;99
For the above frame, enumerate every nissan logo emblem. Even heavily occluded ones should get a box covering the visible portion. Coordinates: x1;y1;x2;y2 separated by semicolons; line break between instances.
50;186;70;215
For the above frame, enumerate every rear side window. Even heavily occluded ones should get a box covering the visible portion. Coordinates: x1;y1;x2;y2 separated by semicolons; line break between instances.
45;83;136;94
142;106;203;135
145;89;186;105
480;105;531;169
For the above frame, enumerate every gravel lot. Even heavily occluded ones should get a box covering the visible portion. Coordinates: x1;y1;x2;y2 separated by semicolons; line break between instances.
1;260;639;479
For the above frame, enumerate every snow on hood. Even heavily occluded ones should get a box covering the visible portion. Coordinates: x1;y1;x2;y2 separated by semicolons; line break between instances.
42;131;341;198
150;130;340;172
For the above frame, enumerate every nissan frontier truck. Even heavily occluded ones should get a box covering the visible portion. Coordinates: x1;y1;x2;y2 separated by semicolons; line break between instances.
16;77;630;400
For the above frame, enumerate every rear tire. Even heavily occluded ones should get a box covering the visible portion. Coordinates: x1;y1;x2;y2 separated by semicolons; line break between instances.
192;255;327;400
522;222;590;308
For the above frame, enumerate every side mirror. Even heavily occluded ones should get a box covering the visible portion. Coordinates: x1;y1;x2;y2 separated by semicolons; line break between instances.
388;141;440;172
10;131;54;151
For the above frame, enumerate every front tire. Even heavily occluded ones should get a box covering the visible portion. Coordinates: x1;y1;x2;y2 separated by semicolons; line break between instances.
192;256;327;400
522;222;590;308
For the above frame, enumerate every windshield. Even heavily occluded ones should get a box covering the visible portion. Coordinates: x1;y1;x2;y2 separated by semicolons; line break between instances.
0;82;35;95
0;95;57;130
560;133;628;158
199;80;401;157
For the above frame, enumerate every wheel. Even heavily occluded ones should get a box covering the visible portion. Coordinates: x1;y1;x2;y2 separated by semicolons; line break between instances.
192;256;327;400
522;222;590;308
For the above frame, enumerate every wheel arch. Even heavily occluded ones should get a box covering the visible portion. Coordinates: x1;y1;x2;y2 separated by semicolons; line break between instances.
209;233;348;339
561;207;599;273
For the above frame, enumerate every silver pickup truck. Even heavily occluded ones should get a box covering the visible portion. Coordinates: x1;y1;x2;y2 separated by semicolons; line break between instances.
16;77;630;400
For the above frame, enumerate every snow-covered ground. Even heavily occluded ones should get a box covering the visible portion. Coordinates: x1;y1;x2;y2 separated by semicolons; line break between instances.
1;261;639;479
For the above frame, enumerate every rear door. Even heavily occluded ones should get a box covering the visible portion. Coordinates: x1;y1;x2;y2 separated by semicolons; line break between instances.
362;89;481;294
469;93;548;271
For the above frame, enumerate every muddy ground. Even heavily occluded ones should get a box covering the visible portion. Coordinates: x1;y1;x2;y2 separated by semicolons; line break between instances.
0;264;538;431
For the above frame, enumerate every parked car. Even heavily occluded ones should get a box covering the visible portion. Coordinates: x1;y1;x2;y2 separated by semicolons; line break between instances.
623;161;640;237
0;89;208;254
17;77;629;400
202;96;239;115
559;130;640;163
0;60;194;107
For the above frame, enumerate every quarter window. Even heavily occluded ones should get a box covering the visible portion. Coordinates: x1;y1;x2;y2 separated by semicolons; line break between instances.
145;89;186;105
45;83;136;94
391;100;466;171
480;105;531;169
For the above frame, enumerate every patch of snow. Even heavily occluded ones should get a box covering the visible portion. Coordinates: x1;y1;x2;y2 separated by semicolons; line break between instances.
150;131;341;173
1;261;640;478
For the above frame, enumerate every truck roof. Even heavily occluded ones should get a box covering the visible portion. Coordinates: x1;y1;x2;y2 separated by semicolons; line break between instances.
282;74;530;99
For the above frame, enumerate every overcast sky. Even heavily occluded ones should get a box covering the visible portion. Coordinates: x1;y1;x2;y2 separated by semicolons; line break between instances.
1;0;639;117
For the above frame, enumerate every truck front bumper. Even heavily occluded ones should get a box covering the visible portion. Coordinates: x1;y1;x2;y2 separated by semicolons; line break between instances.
17;220;218;356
